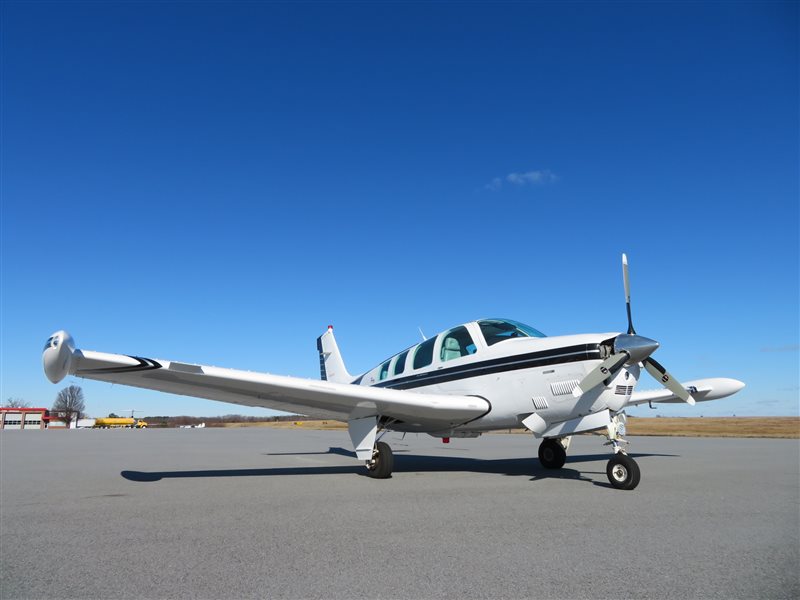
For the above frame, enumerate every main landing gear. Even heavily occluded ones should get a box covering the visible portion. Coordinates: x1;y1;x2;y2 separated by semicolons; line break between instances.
538;438;567;469
535;413;641;490
365;441;394;479
349;414;395;479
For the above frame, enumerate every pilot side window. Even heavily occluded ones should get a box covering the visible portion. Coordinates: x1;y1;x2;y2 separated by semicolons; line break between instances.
412;337;437;370
478;319;546;346
440;326;477;362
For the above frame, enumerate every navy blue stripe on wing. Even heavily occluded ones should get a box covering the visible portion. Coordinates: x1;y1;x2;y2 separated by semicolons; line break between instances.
76;356;163;375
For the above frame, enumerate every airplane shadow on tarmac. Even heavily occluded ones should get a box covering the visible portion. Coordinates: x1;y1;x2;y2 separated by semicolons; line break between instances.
121;448;677;487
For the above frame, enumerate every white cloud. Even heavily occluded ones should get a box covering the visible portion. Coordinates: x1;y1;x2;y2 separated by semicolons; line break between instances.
485;169;558;191
484;177;503;191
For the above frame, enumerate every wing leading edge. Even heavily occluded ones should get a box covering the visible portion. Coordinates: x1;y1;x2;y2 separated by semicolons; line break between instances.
42;331;490;425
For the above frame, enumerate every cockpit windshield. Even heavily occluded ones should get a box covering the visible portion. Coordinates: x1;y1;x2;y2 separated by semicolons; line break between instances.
478;319;546;346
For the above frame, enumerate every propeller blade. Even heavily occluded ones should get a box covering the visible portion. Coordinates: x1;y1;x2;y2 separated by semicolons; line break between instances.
622;253;635;335
573;352;629;398
643;357;696;405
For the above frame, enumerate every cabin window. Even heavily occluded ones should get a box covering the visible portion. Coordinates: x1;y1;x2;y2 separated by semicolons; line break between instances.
393;350;409;376
412;337;437;370
378;360;391;381
440;326;477;362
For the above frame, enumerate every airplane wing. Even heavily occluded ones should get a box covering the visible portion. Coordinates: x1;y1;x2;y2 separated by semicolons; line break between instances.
628;378;745;407
42;331;489;425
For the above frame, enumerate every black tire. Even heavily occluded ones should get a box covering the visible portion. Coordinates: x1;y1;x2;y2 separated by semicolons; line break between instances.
606;454;641;490
538;439;567;469
366;441;394;479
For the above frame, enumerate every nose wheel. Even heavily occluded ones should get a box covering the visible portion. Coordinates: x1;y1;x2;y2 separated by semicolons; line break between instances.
606;453;640;490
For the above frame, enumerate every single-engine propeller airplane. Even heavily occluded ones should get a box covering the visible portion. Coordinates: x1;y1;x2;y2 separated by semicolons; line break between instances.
43;255;744;489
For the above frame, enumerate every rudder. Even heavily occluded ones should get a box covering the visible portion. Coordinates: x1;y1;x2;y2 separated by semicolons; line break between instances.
316;326;353;383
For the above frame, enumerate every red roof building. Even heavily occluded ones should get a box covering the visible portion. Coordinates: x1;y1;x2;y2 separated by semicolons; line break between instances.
0;407;60;430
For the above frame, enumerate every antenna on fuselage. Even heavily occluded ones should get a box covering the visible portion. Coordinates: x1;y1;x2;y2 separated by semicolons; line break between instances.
418;327;427;341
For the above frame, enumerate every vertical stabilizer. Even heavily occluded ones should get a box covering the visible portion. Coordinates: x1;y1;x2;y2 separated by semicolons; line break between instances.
316;326;353;383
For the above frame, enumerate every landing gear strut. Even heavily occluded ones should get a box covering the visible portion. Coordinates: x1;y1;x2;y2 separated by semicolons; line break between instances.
365;441;394;479
349;414;395;479
604;413;640;490
538;438;567;469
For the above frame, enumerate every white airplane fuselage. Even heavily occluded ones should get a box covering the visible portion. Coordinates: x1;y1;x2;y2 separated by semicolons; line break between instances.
353;326;632;434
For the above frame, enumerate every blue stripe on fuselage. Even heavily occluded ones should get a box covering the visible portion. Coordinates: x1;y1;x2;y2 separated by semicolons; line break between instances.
369;344;601;390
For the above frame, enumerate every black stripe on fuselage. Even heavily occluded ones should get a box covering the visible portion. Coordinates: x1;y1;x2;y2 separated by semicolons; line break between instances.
370;344;601;390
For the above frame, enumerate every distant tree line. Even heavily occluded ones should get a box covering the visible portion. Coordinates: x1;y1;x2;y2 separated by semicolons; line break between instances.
143;414;299;428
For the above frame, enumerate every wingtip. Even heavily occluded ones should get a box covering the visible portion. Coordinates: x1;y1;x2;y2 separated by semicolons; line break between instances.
721;378;746;397
43;330;76;383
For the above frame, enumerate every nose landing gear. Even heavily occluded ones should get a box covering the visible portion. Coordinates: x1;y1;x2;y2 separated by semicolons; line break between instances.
605;413;640;490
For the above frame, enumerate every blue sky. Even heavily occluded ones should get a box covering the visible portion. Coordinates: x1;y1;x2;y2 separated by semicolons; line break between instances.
2;1;797;419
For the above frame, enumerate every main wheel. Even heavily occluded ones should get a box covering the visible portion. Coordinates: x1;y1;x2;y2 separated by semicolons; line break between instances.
365;441;394;479
606;454;641;490
538;439;567;469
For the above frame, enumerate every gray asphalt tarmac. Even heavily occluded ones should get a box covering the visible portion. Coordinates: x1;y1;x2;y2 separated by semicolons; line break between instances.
1;428;798;599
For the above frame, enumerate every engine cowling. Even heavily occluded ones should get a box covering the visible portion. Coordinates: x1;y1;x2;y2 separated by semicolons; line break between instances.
42;330;75;383
604;363;641;413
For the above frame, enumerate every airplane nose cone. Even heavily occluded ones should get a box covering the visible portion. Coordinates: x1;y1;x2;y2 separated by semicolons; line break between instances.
614;334;660;364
